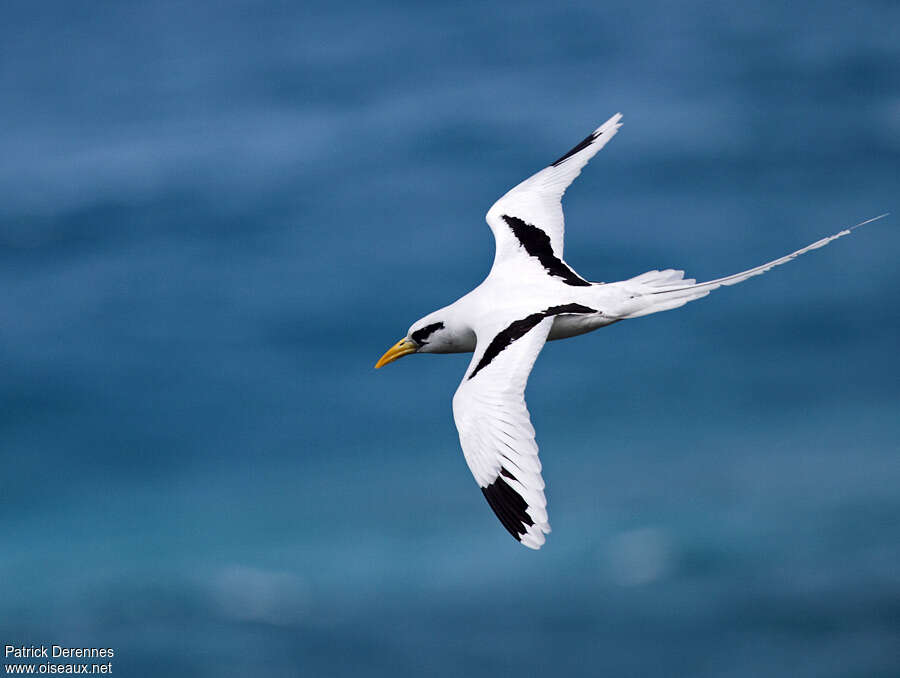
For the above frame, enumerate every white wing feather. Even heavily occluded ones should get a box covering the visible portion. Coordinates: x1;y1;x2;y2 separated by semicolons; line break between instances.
452;317;554;549
485;113;623;265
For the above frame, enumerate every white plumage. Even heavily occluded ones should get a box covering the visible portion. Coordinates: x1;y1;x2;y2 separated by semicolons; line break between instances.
375;113;885;549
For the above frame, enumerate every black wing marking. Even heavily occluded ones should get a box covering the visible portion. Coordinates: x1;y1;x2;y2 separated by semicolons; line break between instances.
502;215;591;286
550;129;601;167
467;303;596;380
481;473;534;541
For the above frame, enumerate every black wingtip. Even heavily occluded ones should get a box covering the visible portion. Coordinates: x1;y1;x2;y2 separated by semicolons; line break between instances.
550;130;599;167
481;476;534;541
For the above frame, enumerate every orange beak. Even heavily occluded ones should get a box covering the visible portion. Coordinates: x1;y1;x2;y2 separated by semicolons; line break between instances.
374;338;418;368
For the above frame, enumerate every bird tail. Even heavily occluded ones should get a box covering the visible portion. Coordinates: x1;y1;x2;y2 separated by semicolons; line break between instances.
615;214;888;320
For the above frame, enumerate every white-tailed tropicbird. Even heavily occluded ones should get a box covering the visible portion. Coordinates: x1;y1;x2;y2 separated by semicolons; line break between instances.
375;113;886;549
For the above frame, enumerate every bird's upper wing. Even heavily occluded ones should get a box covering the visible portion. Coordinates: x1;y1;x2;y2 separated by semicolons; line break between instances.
452;300;599;549
485;113;622;271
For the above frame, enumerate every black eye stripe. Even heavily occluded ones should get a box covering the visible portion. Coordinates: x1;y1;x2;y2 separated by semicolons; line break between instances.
411;321;444;345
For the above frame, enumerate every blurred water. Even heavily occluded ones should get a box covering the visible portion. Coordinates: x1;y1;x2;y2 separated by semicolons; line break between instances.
1;1;898;676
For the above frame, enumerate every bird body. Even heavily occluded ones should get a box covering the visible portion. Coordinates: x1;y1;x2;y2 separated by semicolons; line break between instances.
376;113;885;550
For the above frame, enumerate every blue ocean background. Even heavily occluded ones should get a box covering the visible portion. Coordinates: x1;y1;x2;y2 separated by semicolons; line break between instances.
1;1;898;675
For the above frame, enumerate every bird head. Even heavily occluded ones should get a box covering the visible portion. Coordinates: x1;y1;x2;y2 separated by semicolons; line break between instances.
375;315;454;368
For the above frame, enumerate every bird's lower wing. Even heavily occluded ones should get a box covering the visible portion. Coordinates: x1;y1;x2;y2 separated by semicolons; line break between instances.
451;315;556;549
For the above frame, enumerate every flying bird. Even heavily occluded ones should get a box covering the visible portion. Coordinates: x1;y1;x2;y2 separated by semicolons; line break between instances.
375;113;885;549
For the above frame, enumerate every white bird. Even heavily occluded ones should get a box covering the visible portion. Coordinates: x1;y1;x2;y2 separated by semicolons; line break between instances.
375;113;885;550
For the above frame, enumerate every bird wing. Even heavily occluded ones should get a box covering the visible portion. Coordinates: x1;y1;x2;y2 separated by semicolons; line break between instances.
451;312;558;549
485;113;622;274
